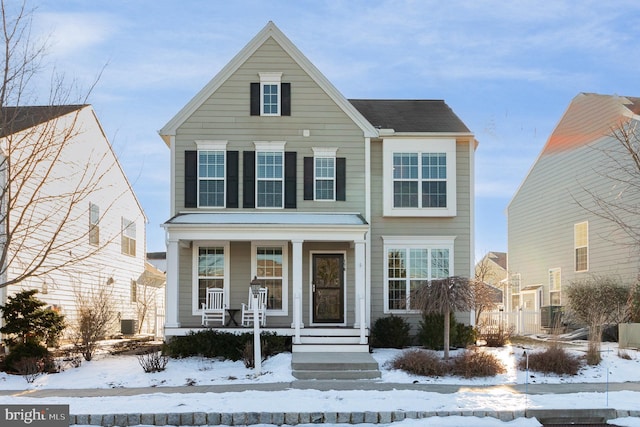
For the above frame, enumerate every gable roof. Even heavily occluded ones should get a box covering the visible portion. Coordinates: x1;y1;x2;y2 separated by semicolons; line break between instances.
349;99;471;134
1;105;86;137
486;251;507;270
159;21;378;144
542;93;639;155
508;93;639;209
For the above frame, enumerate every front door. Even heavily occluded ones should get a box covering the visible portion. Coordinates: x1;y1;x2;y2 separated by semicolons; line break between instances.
312;254;344;323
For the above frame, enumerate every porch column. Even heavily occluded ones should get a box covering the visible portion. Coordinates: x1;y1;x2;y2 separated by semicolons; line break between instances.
291;239;304;337
165;237;180;328
353;239;366;328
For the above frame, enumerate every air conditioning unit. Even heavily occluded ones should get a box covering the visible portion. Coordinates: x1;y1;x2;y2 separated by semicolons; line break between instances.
120;319;137;335
541;306;563;329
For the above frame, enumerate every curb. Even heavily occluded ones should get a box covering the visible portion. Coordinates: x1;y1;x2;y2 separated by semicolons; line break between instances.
70;409;640;426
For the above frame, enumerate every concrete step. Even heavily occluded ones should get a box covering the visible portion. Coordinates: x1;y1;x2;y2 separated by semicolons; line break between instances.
297;336;362;345
291;352;380;380
292;343;370;352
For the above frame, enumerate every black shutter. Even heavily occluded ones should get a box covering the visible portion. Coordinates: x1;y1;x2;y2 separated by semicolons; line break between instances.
185;151;198;208
284;151;297;208
303;157;313;200
226;151;239;208
336;157;346;201
243;151;255;208
250;83;260;116
281;83;291;116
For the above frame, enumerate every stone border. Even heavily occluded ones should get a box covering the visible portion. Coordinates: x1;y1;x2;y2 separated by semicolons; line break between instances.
69;409;639;426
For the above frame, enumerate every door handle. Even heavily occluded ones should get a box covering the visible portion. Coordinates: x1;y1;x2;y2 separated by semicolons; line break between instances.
312;284;316;292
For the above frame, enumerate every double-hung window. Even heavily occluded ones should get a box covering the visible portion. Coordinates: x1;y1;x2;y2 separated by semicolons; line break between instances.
383;139;456;216
196;141;227;207
383;237;454;312
549;268;561;305
255;141;285;208
121;217;136;256
260;72;282;116
509;273;521;310
574;222;588;272
252;242;288;315
193;244;228;313
313;147;337;201
89;203;99;245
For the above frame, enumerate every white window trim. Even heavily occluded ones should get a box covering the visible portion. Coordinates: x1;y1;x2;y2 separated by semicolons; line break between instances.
254;141;286;209
382;236;455;314
251;241;288;316
382;138;457;217
259;72;282;117
196;141;228;208
312;147;338;202
192;242;230;316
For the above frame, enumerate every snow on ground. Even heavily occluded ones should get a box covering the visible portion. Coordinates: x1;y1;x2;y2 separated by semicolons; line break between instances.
0;339;638;426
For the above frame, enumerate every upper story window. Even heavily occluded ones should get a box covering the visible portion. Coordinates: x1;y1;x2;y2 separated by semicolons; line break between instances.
383;138;457;217
121;217;136;257
383;236;454;313
255;141;285;208
196;141;227;208
574;221;589;272
249;72;292;117
89;202;99;245
312;147;337;201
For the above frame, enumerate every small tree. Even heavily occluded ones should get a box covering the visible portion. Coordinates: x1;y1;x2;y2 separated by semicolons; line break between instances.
626;280;640;323
412;276;474;360
71;280;116;361
565;276;628;364
0;289;65;347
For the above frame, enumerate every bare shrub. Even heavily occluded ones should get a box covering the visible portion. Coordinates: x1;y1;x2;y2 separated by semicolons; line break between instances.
565;276;628;365
618;349;632;360
387;349;446;377
450;349;506;378
137;351;169;373
72;281;117;361
476;322;514;347
13;357;46;383
519;343;583;375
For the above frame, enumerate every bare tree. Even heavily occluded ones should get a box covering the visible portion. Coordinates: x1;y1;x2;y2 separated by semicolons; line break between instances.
412;276;474;360
573;118;640;247
0;0;122;290
134;270;164;335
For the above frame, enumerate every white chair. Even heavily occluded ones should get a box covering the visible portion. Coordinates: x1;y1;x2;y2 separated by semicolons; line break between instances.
201;288;226;326
241;287;267;327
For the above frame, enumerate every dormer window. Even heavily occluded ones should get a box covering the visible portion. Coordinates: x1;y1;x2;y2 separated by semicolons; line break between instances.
250;73;291;116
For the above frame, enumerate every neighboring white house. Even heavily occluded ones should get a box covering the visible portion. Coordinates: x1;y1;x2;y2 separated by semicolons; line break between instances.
0;104;157;338
506;93;640;333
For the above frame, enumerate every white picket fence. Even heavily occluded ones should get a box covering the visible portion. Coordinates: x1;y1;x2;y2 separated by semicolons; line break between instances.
478;310;543;335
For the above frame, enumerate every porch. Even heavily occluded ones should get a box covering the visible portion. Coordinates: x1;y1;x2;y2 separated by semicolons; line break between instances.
162;212;371;351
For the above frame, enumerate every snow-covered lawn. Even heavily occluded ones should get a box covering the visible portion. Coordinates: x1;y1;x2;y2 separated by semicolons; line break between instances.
0;339;639;427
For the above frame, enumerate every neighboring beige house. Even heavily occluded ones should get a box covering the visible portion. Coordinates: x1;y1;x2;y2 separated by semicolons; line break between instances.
507;93;640;332
0;105;157;338
475;251;507;287
159;22;476;351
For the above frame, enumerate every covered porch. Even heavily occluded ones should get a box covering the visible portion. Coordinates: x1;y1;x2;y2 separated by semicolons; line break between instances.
162;212;370;351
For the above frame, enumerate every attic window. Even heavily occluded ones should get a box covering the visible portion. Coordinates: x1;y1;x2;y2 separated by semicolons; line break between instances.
250;73;291;117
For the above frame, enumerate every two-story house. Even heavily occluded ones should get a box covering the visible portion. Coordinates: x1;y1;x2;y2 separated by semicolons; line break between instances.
507;93;640;332
0;105;153;338
159;22;476;351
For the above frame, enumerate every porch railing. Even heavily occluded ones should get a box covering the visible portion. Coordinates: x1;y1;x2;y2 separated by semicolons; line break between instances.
359;296;366;344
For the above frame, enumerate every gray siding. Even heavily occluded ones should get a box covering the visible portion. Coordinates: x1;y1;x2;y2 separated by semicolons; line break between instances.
173;38;366;215
508;132;640;307
369;138;474;325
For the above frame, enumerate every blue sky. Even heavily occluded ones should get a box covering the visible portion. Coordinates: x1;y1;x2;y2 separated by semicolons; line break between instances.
27;0;640;260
